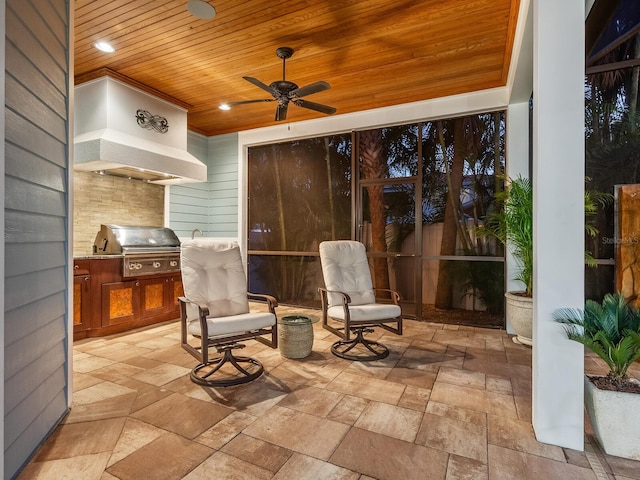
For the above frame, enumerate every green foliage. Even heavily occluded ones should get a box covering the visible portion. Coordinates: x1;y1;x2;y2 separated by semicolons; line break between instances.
481;176;605;297
449;258;505;315
553;292;640;381
481;176;533;296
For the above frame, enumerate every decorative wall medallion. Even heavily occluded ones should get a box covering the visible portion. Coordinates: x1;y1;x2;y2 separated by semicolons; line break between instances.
135;109;169;134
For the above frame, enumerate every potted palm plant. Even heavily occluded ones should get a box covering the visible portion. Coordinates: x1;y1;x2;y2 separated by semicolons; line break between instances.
481;176;534;344
553;292;640;460
482;176;603;345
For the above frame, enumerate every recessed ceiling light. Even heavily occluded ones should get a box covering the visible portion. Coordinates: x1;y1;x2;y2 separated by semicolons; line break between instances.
94;41;115;53
219;103;231;111
187;0;216;20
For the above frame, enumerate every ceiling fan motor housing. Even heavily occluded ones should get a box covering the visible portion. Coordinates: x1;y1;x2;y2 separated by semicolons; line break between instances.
276;47;294;60
270;80;298;96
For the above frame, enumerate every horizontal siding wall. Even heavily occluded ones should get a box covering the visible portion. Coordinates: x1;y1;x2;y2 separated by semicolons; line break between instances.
170;131;210;237
4;0;70;478
170;131;239;238
207;133;239;237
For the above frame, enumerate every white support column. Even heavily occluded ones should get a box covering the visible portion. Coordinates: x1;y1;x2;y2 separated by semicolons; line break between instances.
506;101;531;334
532;0;585;449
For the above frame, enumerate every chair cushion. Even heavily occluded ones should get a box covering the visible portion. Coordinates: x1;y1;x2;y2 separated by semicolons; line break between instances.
327;303;401;322
181;238;250;317
319;241;375;307
188;311;276;338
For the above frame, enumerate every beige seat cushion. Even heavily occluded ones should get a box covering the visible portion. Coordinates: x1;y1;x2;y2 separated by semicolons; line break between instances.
187;311;275;338
327;303;401;322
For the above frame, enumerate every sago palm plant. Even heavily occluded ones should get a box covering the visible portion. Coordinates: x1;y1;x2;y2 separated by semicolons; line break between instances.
553;292;640;388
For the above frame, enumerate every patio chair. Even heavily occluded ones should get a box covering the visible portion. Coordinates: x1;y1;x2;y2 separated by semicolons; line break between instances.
318;240;402;361
179;238;278;387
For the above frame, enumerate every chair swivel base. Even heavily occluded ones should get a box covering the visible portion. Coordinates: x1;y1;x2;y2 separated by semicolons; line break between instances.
190;344;264;387
330;327;389;361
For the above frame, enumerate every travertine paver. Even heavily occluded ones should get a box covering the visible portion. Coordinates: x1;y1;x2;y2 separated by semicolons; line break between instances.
18;307;640;480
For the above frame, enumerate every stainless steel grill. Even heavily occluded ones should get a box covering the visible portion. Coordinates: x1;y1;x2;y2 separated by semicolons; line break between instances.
93;224;181;278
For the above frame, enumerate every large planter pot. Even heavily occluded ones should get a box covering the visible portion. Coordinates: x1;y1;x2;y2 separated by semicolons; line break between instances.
505;291;532;346
584;375;640;460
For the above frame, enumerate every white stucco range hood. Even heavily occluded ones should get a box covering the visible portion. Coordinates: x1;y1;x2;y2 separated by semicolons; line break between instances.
74;76;207;185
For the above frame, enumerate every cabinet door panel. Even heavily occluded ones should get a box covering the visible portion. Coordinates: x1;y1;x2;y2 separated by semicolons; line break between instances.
140;278;168;318
102;281;140;326
73;274;91;332
170;276;184;312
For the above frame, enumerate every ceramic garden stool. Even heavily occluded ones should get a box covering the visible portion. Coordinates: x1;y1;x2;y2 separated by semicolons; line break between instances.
277;315;318;359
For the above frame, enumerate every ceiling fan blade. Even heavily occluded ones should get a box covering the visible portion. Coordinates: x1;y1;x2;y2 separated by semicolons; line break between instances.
275;102;288;121
243;76;276;96
225;99;274;107
289;81;330;98
293;99;336;115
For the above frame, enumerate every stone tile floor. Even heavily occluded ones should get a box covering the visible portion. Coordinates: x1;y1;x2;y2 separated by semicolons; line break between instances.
19;304;640;479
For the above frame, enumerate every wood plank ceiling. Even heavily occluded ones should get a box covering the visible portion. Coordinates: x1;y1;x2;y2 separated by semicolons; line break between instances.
74;0;521;136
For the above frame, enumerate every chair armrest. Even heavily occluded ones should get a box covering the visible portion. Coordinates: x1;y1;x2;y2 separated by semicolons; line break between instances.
318;287;352;304
373;288;401;304
247;292;279;309
178;296;211;341
178;296;210;317
319;287;353;327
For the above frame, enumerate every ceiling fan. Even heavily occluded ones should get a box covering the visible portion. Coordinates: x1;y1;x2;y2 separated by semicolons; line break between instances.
220;47;337;122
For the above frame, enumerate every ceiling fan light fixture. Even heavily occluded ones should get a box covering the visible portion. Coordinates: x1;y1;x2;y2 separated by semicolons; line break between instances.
94;41;115;53
219;103;231;110
187;0;216;20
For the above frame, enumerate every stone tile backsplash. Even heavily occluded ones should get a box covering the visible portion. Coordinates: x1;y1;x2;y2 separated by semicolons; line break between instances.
74;171;165;256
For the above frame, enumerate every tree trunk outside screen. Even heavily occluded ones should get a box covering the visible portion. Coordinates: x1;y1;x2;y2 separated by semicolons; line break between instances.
359;129;391;290
435;118;466;309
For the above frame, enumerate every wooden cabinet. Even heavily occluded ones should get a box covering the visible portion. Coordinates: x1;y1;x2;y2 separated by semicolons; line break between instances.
73;256;183;340
166;275;184;312
101;276;182;329
73;260;92;334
